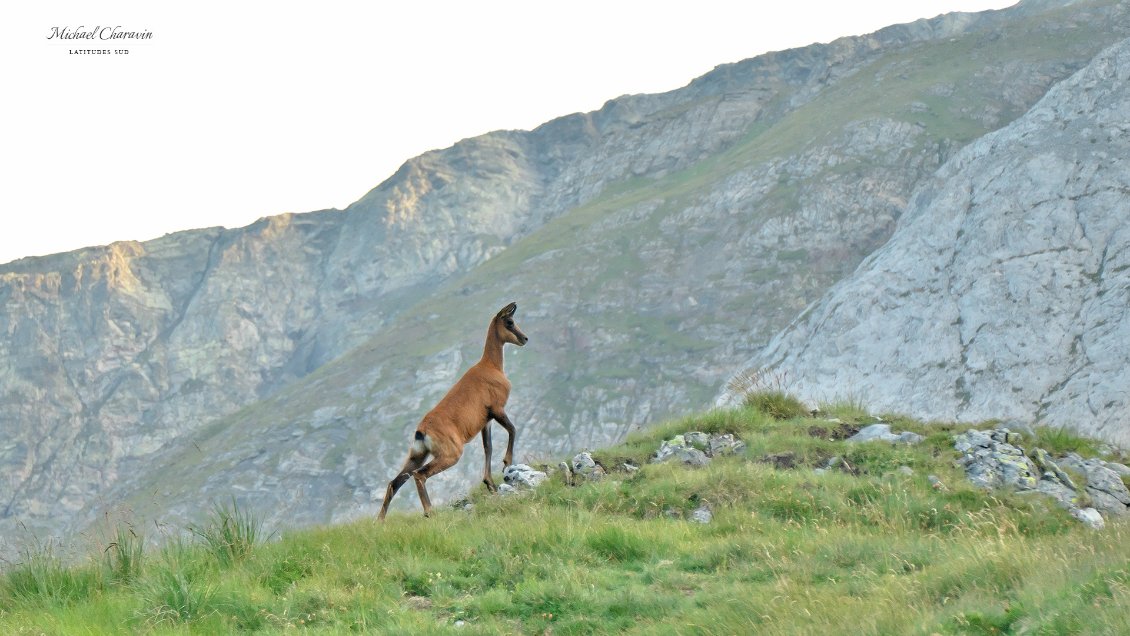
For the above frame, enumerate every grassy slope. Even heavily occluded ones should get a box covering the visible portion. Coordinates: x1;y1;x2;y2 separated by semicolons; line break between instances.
4;404;1128;635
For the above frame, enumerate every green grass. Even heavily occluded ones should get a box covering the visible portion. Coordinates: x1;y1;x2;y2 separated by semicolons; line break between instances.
2;405;1127;634
189;498;268;567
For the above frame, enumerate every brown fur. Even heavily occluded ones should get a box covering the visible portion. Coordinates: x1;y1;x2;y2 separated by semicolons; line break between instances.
378;302;528;519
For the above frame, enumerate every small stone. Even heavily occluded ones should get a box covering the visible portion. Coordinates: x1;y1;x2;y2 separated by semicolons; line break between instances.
847;423;922;445
502;464;547;489
498;483;517;495
895;431;925;445
846;423;892;443
690;506;713;524
897;466;914;476
571;452;606;481
813;468;828;476
927;475;946;491
707;433;746;457
1071;507;1105;530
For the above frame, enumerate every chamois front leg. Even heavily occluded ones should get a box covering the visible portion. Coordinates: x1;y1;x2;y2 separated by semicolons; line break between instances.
492;409;517;468
481;426;498;493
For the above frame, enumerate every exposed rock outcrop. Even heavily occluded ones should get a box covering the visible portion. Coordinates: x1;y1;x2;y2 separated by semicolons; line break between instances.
952;427;1129;526
723;35;1130;448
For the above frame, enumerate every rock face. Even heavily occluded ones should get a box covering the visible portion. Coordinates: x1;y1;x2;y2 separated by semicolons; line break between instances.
723;35;1130;448
3;0;1130;549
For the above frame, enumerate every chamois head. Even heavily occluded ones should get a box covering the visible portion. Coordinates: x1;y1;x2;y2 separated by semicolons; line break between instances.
493;302;528;346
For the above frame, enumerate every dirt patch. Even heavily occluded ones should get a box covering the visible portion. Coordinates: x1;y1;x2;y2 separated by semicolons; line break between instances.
759;452;797;470
603;456;639;473
829;422;861;440
807;422;861;441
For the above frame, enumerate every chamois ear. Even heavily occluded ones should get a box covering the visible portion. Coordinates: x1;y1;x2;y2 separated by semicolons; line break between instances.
496;302;517;318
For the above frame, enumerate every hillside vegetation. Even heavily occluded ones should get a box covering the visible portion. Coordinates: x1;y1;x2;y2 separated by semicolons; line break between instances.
6;0;1130;549
3;402;1127;634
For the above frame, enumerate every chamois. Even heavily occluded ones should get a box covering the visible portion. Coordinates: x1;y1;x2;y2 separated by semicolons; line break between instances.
378;302;528;519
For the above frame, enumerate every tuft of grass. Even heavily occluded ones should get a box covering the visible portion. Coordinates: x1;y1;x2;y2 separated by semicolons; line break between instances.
1031;425;1104;457
136;564;219;626
188;498;265;566
1;541;100;608
744;389;810;420
101;525;145;585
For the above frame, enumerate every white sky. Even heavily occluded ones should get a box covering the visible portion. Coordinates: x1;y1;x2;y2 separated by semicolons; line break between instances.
1;1;1015;266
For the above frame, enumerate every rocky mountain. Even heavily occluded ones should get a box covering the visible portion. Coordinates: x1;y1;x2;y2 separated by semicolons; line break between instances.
721;33;1130;448
2;0;1128;549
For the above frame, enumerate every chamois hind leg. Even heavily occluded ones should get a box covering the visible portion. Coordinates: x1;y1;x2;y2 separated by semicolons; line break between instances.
493;410;517;467
481;427;497;493
378;445;428;521
413;453;459;517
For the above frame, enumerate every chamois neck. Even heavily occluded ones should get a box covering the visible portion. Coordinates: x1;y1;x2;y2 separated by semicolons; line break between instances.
481;323;505;371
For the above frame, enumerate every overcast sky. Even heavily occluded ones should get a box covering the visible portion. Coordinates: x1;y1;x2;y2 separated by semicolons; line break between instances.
1;1;1016;265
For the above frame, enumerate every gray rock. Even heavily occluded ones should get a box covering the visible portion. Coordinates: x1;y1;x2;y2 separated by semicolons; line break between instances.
896;432;926;445
653;432;733;467
1106;462;1130;478
1071;507;1105;530
847;423;892;442
847;424;924;445
707;434;747;457
954;430;1039;491
954;430;994;453
570;452;606;481
1056;452;1130;516
1035;478;1081;510
683;432;710;451
1031;448;1080;494
502;464;547;490
690;506;714;524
